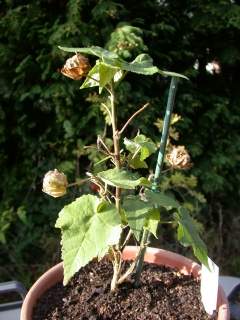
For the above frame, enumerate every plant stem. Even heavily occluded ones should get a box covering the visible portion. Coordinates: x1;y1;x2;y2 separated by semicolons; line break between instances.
67;178;89;187
109;83;122;291
109;83;121;212
120;229;132;250
134;228;149;286
134;77;179;285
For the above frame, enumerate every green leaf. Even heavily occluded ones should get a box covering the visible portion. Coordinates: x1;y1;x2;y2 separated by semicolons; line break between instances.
55;195;121;284
145;189;180;209
81;61;120;92
122;190;178;240
122;196;152;240
128;155;148;169
97;168;150;189
174;207;208;267
98;63;120;92
123;197;161;240
121;54;159;75
158;70;189;80
144;209;160;238
59;46;119;60
124;134;156;161
80;63;99;89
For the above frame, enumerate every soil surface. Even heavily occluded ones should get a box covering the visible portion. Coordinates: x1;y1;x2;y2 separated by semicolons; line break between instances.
33;259;217;320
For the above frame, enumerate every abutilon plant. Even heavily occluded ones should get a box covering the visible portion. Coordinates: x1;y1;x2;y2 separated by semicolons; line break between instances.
43;45;208;291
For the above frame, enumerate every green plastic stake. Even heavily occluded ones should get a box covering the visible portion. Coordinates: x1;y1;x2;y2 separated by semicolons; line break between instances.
152;77;179;190
134;77;179;285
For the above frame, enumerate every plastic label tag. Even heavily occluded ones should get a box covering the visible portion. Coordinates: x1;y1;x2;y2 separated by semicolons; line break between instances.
201;257;219;315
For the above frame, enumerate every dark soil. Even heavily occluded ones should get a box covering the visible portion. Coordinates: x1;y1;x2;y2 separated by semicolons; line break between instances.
33;259;216;320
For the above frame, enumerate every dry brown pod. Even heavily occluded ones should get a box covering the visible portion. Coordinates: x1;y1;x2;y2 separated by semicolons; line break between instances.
166;145;192;169
61;54;91;80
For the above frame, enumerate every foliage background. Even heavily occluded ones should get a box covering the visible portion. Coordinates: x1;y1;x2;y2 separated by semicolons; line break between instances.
0;0;240;286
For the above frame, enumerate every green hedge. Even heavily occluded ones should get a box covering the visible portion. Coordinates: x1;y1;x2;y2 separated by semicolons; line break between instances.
0;0;240;283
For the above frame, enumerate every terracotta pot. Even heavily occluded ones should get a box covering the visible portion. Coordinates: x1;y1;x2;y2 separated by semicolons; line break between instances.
21;246;230;320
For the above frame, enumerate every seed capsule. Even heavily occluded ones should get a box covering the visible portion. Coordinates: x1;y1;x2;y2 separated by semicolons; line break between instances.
61;54;91;80
42;169;68;198
166;146;192;169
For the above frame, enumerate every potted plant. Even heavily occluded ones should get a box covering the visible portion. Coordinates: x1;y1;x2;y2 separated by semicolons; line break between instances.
21;45;229;319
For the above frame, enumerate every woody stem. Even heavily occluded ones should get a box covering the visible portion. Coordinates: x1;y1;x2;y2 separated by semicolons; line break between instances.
109;83;122;291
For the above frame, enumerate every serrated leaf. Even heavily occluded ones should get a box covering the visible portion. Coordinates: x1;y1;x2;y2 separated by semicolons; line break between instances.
122;196;152;240
174;207;208;267
124;134;156;161
97;168;150;189
55;195;121;284
145;189;179;209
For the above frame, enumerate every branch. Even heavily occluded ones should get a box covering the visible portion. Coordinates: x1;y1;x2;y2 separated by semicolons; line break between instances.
117;260;136;285
97;135;113;155
67;178;90;188
120;229;133;250
119;103;150;135
84;145;110;157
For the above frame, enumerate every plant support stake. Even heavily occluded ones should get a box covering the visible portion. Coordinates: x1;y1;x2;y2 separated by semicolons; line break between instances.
134;77;179;285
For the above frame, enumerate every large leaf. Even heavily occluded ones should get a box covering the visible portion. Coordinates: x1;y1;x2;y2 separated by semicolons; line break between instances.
55;195;121;284
97;168;150;189
174;207;208;267
122;196;152;240
124;134;156;161
145;189;180;209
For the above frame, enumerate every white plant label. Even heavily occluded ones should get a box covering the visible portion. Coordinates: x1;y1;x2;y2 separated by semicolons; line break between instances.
201;257;219;315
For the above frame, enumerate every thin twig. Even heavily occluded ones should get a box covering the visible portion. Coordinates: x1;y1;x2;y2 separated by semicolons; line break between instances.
119;103;150;135
84;145;110;157
121;229;133;250
97;135;113;155
67;178;90;188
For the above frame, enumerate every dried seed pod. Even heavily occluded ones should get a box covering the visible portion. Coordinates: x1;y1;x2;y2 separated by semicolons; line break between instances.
61;54;91;80
42;169;68;198
166;145;192;170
